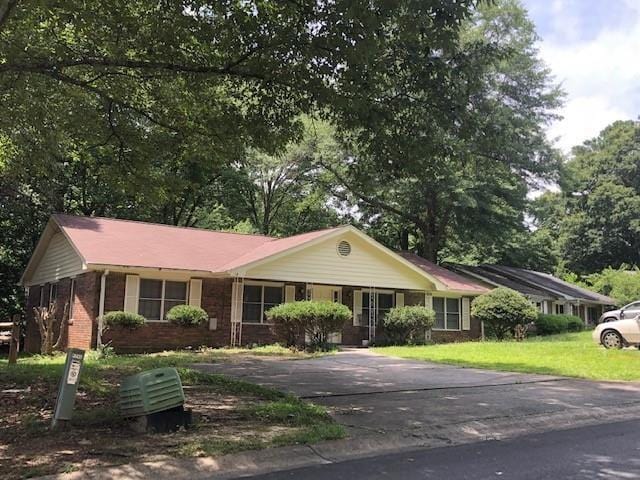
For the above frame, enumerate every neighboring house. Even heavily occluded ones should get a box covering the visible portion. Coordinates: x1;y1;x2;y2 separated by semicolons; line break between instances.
21;215;488;352
446;263;616;325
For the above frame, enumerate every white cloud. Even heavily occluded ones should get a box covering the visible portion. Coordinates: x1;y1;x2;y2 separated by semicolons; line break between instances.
536;1;640;152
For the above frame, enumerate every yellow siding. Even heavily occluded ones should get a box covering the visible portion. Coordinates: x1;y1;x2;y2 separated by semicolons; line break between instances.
30;233;84;284
245;231;435;290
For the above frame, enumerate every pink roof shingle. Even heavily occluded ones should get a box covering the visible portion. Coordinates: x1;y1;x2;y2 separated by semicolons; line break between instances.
53;214;340;273
398;252;489;293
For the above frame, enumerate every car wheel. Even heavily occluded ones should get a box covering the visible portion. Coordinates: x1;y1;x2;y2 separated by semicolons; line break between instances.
601;330;623;349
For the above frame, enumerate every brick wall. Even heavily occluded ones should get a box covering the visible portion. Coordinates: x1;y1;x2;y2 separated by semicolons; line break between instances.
102;277;281;352
24;273;98;352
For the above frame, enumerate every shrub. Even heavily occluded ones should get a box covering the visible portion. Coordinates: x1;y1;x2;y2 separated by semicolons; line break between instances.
380;306;435;345
103;311;145;329
266;301;352;351
535;314;583;335
567;315;585;332
166;305;208;327
471;287;538;340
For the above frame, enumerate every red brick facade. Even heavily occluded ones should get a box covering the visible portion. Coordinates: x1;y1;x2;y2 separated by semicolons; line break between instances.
25;271;481;353
25;272;99;353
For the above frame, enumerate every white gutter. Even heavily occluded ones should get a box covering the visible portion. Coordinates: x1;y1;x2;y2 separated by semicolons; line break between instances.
97;270;109;349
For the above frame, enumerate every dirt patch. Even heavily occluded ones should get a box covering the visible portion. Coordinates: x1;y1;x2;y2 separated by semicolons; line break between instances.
0;355;342;480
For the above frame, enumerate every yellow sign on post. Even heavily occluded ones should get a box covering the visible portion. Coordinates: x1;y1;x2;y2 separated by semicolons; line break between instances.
52;348;85;428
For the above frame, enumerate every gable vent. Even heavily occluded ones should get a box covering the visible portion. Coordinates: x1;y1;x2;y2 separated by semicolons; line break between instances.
337;240;351;257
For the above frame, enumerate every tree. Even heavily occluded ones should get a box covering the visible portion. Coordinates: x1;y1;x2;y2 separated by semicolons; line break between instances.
323;0;562;263
530;120;640;273
219;119;341;236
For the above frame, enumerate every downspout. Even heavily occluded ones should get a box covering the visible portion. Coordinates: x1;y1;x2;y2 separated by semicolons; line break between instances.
97;270;109;349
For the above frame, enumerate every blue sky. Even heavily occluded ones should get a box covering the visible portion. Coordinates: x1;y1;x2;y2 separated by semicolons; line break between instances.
521;0;640;152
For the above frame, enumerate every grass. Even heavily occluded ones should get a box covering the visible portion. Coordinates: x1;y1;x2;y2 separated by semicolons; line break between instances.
0;346;344;478
373;331;640;381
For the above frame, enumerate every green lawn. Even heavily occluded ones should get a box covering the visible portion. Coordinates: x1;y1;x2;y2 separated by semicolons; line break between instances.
373;331;640;382
0;346;343;479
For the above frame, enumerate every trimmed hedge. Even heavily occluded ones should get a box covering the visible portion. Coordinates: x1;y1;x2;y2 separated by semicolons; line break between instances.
166;304;208;327
266;301;352;350
103;311;145;329
381;306;435;345
471;287;538;340
535;314;584;335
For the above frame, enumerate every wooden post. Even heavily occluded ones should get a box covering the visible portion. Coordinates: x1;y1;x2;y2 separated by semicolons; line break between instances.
8;314;21;365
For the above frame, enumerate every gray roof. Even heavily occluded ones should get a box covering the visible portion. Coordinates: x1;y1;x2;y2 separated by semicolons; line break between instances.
485;265;616;305
446;263;616;305
445;264;557;300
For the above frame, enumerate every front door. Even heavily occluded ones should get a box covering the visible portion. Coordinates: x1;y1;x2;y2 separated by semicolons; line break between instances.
312;285;342;344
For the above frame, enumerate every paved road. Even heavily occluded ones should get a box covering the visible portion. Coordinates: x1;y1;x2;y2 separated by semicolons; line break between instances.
245;420;640;480
195;349;640;440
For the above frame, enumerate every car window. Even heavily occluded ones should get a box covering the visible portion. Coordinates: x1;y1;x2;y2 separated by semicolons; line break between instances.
625;302;640;310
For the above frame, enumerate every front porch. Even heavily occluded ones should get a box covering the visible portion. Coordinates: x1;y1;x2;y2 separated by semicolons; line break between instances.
229;279;475;347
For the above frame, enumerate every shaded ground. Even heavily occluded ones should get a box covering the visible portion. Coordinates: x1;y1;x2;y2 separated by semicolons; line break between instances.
197;348;640;439
373;331;640;381
249;419;640;480
0;347;343;479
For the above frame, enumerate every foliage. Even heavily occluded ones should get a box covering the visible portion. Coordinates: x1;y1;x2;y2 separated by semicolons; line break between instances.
530;121;640;274
103;311;146;329
266;301;352;350
373;331;640;382
166;305;208;327
325;0;562;263
580;266;640;307
380;306;435;345
471;287;538;339
566;316;585;332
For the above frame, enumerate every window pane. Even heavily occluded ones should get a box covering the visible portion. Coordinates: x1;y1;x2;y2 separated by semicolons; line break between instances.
165;281;187;300
446;313;460;330
405;292;425;306
139;299;161;320
140;279;162;299
244;285;262;303
242;303;261;323
264;286;283;305
164;300;186;318
446;298;459;313
378;293;394;309
435;312;445;329
433;297;444;314
362;292;370;308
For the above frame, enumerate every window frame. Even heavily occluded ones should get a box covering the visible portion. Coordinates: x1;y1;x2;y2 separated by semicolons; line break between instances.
138;278;189;322
242;281;284;325
432;296;461;331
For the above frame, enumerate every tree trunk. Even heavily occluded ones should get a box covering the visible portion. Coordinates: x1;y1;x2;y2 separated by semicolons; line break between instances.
399;228;409;251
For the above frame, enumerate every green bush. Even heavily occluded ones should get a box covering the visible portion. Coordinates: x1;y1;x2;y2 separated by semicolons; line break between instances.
166;304;209;327
567;315;585;332
103;311;145;329
380;306;435;345
471;287;538;340
266;301;352;351
535;314;583;335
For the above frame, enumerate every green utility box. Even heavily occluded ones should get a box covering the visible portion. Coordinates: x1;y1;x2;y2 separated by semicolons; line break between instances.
119;367;185;417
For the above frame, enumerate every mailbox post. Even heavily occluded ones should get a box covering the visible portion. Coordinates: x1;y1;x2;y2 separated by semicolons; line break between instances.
52;348;85;428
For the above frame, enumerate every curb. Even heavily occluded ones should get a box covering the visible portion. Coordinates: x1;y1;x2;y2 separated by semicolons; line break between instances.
39;402;640;480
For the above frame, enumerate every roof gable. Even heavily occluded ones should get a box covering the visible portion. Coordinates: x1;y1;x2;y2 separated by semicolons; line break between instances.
240;228;445;290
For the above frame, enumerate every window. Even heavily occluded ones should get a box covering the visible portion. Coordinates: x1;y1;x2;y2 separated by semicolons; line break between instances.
39;285;49;307
555;304;565;315
69;279;76;318
242;284;283;324
360;291;395;326
433;297;461;330
50;283;58;303
138;279;187;321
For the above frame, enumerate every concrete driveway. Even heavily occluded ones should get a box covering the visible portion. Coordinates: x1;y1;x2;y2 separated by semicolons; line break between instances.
195;349;640;444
